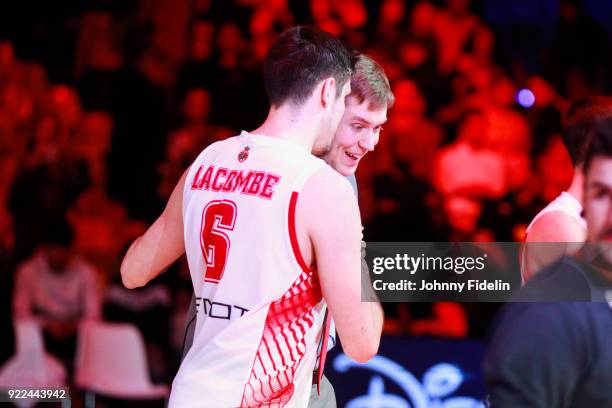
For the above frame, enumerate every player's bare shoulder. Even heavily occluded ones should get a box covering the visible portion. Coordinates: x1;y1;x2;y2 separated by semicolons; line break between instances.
302;162;357;205
526;211;587;243
299;162;361;243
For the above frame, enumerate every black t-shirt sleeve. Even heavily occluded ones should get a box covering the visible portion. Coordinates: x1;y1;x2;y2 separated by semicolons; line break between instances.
484;302;590;408
515;259;592;302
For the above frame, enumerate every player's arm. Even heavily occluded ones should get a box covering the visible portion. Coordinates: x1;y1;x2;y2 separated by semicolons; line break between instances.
522;211;586;281
300;167;383;363
120;169;188;289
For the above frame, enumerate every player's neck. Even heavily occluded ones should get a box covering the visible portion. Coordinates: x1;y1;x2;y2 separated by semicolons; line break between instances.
566;169;584;205
251;105;318;151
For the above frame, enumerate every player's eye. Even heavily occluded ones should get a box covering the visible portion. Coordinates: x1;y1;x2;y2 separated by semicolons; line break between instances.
593;188;609;199
352;123;365;131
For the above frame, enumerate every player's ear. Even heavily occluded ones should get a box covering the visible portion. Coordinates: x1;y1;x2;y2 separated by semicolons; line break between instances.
320;77;336;109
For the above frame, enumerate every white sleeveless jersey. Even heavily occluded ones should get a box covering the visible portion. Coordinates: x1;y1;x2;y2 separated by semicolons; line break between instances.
526;192;587;234
169;131;328;408
521;192;587;282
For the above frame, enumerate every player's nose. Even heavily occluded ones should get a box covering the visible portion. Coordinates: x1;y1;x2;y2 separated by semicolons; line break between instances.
359;132;376;152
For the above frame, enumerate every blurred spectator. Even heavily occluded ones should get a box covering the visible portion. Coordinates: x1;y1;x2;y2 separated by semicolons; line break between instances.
12;221;101;366
158;88;232;199
397;2;449;112
432;140;507;241
433;0;481;74
249;0;294;61
377;0;408;45
74;10;123;79
138;0;191;70
310;0;343;37
8;111;89;261
68;185;147;278
207;22;267;129
176;20;219;95
48;84;83;131
390;79;445;181
434;142;506;199
458;108;531;154
71;111;113;187
75;9;125;111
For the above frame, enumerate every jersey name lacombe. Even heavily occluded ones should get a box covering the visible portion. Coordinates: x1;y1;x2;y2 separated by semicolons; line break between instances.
190;164;282;199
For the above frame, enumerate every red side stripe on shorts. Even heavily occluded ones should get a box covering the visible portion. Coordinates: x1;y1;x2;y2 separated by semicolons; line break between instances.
288;192;311;273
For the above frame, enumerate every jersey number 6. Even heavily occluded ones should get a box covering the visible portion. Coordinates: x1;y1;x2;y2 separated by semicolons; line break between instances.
200;200;237;283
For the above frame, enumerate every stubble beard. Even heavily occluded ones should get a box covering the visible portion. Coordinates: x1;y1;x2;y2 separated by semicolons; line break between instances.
312;137;333;157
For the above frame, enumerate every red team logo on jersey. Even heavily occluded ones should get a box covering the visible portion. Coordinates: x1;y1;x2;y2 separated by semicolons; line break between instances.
238;146;250;162
200;200;238;283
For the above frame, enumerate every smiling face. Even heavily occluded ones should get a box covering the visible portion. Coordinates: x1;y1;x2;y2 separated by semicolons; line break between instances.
321;96;388;176
583;156;612;271
580;119;612;275
585;157;612;243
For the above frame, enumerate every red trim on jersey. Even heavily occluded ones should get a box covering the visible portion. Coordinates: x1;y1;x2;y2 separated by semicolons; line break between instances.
240;271;322;407
288;192;311;273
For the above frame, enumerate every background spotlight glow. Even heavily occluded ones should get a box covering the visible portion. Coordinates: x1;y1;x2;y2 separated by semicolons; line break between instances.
516;89;536;108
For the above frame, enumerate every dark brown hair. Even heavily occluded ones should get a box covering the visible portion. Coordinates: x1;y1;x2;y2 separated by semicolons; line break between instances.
563;96;612;166
584;117;612;172
263;26;354;107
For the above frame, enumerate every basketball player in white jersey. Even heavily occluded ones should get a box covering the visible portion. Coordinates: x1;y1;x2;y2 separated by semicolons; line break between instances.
306;53;393;407
522;97;612;281
121;26;383;407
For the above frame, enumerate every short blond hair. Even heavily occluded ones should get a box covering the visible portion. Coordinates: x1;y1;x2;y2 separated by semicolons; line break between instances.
348;53;394;110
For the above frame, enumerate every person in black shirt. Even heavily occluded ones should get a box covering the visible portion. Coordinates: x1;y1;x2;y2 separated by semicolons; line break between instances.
484;117;612;407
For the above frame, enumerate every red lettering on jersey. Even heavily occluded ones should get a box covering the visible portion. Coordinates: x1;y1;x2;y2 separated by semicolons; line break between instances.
212;168;228;192
234;171;253;193
191;165;204;190
259;173;281;199
198;166;214;190
192;167;282;200
246;172;265;195
221;170;238;192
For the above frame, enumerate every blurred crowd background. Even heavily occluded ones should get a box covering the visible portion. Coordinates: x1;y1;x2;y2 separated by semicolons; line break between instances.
1;0;611;390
